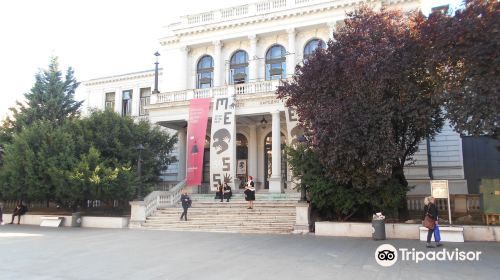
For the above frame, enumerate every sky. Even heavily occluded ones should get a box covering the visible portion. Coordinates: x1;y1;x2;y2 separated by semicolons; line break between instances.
0;0;460;121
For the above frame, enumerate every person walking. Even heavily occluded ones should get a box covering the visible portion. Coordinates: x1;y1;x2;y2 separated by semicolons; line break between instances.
179;191;192;221
244;176;256;209
9;202;27;225
424;196;442;248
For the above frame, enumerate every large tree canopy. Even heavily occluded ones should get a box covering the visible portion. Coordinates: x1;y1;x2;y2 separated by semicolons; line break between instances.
278;7;443;185
277;7;445;219
0;110;177;206
424;0;499;136
0;58;177;207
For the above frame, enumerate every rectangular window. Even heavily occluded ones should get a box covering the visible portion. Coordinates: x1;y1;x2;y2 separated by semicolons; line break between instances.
122;90;133;116
139;87;151;116
105;92;115;111
431;5;449;14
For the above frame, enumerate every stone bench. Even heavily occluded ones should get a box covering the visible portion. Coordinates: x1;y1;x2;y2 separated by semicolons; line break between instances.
419;226;464;242
40;216;65;227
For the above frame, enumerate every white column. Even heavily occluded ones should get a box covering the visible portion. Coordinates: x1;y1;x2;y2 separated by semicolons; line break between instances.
213;40;223;87
177;128;187;181
269;110;282;193
327;22;336;41
180;46;190;90
131;86;140;117
286;28;296;78
248;35;258;82
114;87;122;115
248;124;258;180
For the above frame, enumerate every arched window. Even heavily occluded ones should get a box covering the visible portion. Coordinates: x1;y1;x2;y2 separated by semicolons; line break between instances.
303;39;326;60
229;50;248;84
197;55;213;89
265;45;286;80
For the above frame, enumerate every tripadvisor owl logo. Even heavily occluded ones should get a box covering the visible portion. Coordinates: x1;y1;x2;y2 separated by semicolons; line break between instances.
375;244;398;267
375;244;482;267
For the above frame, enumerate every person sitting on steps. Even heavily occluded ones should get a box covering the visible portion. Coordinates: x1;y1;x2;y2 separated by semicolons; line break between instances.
223;182;232;202
215;182;224;202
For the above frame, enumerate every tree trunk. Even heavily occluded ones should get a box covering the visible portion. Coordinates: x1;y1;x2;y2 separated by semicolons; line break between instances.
392;165;410;221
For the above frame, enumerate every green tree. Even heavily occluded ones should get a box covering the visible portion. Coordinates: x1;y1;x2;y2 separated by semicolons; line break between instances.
0;121;76;203
1;57;82;139
287;144;407;221
73;109;177;192
63;146;136;209
0;59;177;209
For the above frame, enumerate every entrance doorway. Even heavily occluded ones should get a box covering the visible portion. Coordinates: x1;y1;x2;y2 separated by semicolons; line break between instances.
236;133;248;189
202;135;211;185
264;132;287;189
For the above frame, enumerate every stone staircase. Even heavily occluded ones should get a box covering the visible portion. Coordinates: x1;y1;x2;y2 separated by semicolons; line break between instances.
142;193;301;234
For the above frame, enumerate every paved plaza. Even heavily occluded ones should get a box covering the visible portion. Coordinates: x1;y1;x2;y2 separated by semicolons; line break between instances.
0;225;499;280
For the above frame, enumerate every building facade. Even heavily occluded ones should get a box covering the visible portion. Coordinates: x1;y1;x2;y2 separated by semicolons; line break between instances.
81;0;468;195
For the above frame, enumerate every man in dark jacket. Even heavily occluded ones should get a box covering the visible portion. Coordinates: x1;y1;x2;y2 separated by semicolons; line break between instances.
180;191;192;221
425;197;442;248
223;183;232;202
9;202;28;224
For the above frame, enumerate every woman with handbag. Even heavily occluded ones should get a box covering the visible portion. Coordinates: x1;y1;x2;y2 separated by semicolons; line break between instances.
244;176;256;209
424;196;442;248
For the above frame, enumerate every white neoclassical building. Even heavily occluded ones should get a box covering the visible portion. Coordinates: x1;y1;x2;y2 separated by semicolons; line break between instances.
80;0;468;195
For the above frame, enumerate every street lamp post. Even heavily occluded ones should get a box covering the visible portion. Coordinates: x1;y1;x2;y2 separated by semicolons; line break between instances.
153;51;160;94
136;144;145;200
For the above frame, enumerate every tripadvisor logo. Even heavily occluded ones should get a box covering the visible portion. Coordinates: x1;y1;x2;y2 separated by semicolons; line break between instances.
375;244;398;267
375;244;482;267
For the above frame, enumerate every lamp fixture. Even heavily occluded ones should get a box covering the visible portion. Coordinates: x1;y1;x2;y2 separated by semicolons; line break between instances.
260;116;268;129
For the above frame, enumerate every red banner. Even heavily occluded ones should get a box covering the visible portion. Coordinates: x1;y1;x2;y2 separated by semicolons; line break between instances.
186;98;211;186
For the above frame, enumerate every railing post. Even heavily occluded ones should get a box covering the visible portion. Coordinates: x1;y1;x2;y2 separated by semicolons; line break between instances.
129;201;146;228
186;89;194;100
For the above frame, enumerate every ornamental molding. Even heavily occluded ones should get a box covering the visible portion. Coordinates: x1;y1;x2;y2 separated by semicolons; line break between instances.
84;70;163;86
159;0;419;46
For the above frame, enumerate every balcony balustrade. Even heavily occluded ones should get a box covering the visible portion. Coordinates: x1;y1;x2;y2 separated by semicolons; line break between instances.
152;80;284;105
179;0;360;29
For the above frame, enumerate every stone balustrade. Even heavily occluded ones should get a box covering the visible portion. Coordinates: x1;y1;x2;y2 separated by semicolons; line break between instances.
179;0;359;29
129;179;186;228
153;80;282;104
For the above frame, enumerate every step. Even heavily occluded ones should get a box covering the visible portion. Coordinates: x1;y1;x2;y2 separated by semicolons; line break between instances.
142;224;294;231
157;209;296;213
144;228;293;234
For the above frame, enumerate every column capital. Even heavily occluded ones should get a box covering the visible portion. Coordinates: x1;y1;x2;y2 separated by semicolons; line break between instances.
180;45;190;53
327;21;336;29
213;40;223;47
271;109;281;116
286;28;296;35
248;34;258;42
